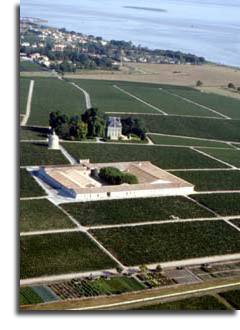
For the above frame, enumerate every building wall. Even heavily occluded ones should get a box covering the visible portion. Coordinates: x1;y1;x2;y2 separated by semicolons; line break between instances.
107;127;122;140
76;186;194;202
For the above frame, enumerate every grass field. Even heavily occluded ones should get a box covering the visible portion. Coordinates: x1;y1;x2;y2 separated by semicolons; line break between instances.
61;196;213;226
72;80;158;114
28;78;86;126
62;143;226;169
197;148;240;168
20;126;49;140
20;142;68;166
20;232;117;279
191;193;240;216
20;169;46;198
20;60;47;72
130;295;228;310
20;199;76;232
165;87;240;119
173;170;240;191
148;134;231;148
131;115;240;142
219;289;240;309
90;220;240;266
20;78;30;114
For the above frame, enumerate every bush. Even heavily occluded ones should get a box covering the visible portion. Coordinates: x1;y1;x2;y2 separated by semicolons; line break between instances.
99;167;138;185
228;82;235;89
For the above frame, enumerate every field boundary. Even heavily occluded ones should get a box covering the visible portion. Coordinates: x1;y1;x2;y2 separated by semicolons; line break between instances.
113;85;168;115
159;88;231;120
191;147;237;169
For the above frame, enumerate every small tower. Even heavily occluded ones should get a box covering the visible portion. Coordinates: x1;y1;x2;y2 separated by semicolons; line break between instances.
48;129;60;150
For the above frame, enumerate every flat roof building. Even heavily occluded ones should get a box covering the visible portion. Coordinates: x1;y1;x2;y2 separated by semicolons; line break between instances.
36;161;195;202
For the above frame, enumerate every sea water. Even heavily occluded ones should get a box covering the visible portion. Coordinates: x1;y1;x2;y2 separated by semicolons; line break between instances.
20;0;240;67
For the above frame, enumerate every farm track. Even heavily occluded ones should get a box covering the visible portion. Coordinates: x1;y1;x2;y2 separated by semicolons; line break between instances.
20;214;240;236
191;147;237;169
149;133;240;145
113;85;168;115
159;88;231;120
19;252;240;286
70;82;92;109
106;111;224;120
186;195;240;233
20;80;35;126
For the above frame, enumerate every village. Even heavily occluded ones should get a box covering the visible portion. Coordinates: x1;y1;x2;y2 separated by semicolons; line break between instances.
20;17;206;72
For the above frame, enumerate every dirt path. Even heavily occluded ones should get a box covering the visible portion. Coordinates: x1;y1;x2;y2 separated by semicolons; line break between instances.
191;147;237;169
149;132;240;145
113;85;167;115
70;82;92;109
159;88;231;120
20;80;35;126
186;195;240;233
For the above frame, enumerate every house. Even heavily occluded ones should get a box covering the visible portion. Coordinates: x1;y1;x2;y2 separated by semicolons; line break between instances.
106;117;122;140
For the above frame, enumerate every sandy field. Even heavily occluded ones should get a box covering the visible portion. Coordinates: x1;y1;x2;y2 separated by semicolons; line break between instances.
20;63;240;92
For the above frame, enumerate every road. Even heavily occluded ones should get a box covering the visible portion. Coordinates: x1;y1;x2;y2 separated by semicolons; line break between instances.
70;281;240;310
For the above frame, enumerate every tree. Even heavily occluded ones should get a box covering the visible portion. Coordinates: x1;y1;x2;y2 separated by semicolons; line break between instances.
81;108;106;137
228;82;236;89
156;265;162;272
49;111;68;136
196;80;203;87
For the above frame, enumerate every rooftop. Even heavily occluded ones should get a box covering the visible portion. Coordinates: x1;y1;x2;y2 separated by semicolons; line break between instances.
40;161;194;195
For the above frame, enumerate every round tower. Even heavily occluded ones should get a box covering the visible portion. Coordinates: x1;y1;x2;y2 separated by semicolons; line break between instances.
48;130;60;150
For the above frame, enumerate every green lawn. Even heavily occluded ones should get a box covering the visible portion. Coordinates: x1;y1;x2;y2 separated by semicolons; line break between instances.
20;60;47;72
148;134;231;148
173;170;240;191
197;148;240;168
61;196;213;227
20;199;76;232
71;79;158;114
20;168;46;198
20;142;68;166
165;87;240;119
20;77;30;114
28;77;86;126
130;295;228;310
191;193;240;216
132;115;240;142
219;289;240;309
62;143;225;169
20;232;117;279
90;221;240;266
20;126;49;140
